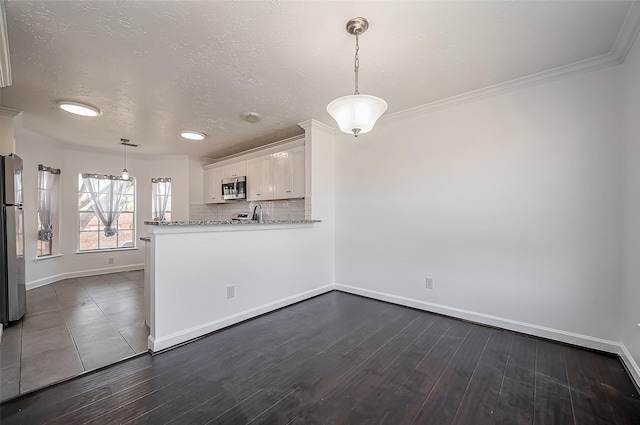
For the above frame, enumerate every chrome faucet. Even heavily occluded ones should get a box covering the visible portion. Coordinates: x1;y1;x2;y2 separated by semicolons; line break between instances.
252;203;263;223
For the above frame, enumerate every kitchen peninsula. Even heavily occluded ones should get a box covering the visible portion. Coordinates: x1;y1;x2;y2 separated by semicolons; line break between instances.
142;120;336;353
143;218;330;352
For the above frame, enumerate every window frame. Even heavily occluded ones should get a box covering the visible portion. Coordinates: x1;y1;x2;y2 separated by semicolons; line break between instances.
37;165;60;257
151;177;172;222
36;217;53;257
77;173;137;253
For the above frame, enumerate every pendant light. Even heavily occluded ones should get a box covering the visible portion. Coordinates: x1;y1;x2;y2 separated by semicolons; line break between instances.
120;138;131;180
327;17;387;137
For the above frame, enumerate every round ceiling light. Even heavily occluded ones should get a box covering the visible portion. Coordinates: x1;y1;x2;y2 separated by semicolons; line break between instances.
180;131;206;141
241;111;262;123
57;101;102;117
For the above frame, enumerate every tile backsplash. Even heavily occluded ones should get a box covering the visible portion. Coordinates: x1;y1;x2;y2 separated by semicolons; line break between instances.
190;199;306;221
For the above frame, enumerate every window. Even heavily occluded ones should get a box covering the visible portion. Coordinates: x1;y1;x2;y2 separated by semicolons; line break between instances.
37;165;61;256
151;177;171;221
78;174;135;251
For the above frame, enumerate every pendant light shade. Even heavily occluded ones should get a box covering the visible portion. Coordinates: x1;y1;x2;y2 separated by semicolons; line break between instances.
327;17;387;137
327;94;388;137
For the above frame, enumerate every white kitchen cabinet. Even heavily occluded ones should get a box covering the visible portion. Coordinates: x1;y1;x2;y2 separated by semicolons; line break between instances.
273;146;305;199
247;155;274;201
203;167;225;204
224;161;247;178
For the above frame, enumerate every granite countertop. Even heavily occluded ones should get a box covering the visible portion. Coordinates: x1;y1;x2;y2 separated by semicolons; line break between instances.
144;219;321;226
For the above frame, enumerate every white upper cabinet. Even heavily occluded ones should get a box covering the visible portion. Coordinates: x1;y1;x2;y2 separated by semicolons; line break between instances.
273;146;305;199
203;167;225;204
247;155;274;201
224;161;247;178
203;141;305;204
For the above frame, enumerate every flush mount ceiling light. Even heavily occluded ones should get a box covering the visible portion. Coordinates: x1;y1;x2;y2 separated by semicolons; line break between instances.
57;101;102;117
241;111;262;123
180;131;206;141
120;138;138;180
327;17;388;137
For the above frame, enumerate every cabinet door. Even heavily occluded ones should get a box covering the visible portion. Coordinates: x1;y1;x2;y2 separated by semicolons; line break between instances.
273;146;305;199
224;161;247;178
247;155;273;201
288;146;305;198
203;167;225;204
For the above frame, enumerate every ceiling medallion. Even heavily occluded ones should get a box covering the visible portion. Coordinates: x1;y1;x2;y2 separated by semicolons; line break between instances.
241;111;262;123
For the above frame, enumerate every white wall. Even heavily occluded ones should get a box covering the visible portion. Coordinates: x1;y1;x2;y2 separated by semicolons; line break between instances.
148;223;333;351
0;109;20;155
145;155;190;223
335;65;624;348
17;130;66;283
188;156;207;206
15;130;195;287
300;120;336;280
621;32;640;379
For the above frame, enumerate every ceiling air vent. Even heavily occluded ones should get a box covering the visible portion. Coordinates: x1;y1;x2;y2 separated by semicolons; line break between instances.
0;1;11;88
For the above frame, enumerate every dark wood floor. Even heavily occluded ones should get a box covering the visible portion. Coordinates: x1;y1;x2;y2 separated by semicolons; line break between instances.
1;291;639;425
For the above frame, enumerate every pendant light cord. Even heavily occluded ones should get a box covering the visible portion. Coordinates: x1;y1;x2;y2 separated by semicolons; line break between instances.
124;143;127;170
354;35;360;95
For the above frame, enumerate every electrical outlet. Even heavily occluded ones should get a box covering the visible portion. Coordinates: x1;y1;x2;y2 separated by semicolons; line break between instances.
108;257;114;265
425;277;434;289
227;285;235;299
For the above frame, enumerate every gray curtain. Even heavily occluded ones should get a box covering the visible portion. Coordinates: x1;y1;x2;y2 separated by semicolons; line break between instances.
82;174;133;237
37;165;61;242
152;177;171;221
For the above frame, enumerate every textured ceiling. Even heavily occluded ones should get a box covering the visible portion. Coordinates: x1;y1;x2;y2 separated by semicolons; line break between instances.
0;0;634;158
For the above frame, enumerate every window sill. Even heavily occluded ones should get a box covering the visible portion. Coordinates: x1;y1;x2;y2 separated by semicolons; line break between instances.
34;254;64;263
75;247;139;255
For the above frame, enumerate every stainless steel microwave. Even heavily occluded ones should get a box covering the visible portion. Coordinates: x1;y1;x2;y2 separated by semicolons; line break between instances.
222;176;246;200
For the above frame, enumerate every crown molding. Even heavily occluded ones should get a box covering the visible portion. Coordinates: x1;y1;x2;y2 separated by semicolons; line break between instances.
146;154;190;161
298;119;336;135
19;128;153;159
62;142;148;159
381;0;640;125
381;52;620;123
0;106;20;117
0;1;11;88
18;128;68;150
612;0;640;63
207;133;306;165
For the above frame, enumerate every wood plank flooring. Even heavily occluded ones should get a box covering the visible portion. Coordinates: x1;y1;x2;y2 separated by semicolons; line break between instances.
1;291;639;424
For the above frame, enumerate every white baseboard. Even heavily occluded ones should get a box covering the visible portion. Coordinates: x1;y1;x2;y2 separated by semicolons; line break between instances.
336;283;640;389
335;283;622;354
26;264;144;290
620;344;640;389
150;284;335;352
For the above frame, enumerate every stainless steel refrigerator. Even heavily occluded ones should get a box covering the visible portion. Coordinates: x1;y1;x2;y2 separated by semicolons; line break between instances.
1;154;25;325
